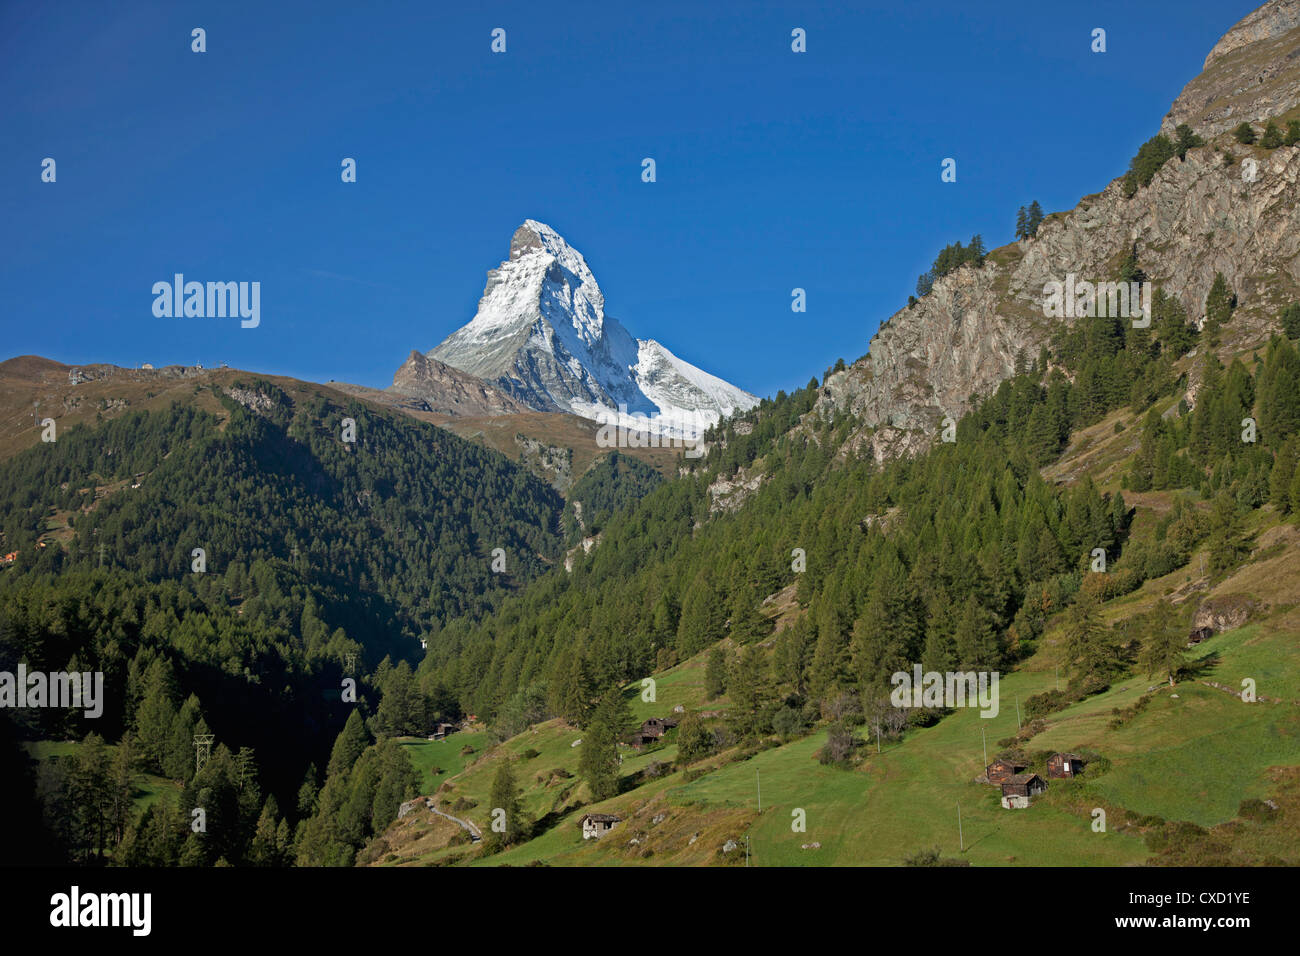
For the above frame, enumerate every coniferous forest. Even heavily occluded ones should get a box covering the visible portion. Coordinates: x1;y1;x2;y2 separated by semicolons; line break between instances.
3;280;1298;867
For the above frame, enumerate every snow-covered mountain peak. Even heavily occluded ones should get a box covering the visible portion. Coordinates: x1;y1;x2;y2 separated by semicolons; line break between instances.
415;220;758;434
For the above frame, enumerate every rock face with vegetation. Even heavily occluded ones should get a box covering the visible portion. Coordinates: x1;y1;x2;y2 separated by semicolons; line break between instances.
817;1;1300;453
1162;0;1300;138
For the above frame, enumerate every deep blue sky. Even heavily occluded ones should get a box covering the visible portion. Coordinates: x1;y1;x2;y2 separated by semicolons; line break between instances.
0;0;1259;400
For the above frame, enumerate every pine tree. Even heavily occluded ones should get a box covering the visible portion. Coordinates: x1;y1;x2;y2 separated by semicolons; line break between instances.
1154;288;1195;357
486;758;527;848
1025;404;1060;465
248;797;285;866
1283;303;1300;339
952;597;999;669
773;619;812;696
1258;337;1300;443
728;589;770;644
550;648;596;726
1026;200;1044;236
1015;206;1028;241
921;607;957;674
676;570;726;657
1270;437;1298;514
296;764;320;815
1062;589;1115;690
1173;123;1204;159
704;646;729;700
134;658;179;773
727;645;769;739
579;686;631;801
1139;600;1185;685
1232;122;1257;145
163;694;202;782
1111;490;1128;536
1207;491;1247;575
1261;121;1283;149
327;710;370;778
1204;272;1235;344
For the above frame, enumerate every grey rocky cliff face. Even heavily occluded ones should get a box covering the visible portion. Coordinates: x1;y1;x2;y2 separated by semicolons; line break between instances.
818;137;1300;456
814;1;1300;461
1203;0;1300;70
1162;0;1300;138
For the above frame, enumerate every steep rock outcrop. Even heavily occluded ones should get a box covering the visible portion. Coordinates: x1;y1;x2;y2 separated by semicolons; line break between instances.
389;349;531;416
818;5;1300;453
1162;0;1300;138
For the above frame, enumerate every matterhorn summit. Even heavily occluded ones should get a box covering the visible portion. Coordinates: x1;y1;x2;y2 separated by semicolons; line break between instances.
408;220;757;436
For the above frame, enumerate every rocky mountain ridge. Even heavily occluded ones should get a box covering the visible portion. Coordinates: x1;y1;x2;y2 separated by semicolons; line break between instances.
388;350;531;416
815;0;1300;462
1163;0;1300;139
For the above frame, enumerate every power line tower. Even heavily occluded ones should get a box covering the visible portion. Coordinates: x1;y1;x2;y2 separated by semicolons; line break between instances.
194;733;215;774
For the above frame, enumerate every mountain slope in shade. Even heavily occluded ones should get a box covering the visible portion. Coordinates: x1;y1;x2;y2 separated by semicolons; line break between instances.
418;220;758;436
387;350;531;416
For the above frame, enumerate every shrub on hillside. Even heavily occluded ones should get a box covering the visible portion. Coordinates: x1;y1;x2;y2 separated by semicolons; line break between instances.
1237;798;1278;823
903;846;970;866
1024;688;1070;720
817;722;858;767
1145;820;1209;855
1108;692;1154;730
772;706;809;740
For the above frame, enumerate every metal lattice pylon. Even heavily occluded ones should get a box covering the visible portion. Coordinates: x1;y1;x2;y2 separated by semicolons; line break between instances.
194;733;215;774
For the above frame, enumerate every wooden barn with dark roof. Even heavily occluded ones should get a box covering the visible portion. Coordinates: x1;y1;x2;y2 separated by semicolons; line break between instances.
1000;773;1047;809
629;716;680;748
986;757;1023;784
1047;752;1086;779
